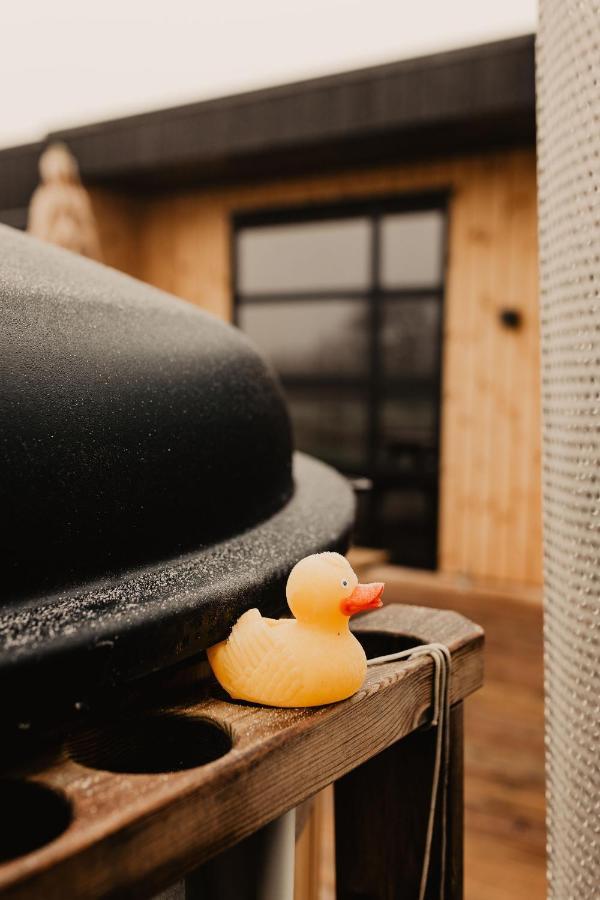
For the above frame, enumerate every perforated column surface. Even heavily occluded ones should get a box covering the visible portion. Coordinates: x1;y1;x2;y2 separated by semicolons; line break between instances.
537;2;600;897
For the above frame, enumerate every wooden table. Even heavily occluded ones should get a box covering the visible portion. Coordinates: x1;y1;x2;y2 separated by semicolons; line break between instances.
0;605;483;899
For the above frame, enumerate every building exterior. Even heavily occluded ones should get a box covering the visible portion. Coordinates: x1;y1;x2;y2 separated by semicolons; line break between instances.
0;35;541;586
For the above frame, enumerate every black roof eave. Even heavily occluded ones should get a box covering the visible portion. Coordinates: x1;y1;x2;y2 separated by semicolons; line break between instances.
0;34;535;209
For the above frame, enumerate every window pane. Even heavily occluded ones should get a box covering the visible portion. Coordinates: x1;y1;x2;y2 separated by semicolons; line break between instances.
353;486;437;568
376;487;437;568
381;210;444;288
380;396;437;461
238;299;369;377
381;298;440;378
237;218;370;293
380;488;430;528
284;386;367;471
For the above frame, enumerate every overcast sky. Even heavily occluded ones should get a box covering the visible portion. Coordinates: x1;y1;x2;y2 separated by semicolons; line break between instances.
2;0;536;149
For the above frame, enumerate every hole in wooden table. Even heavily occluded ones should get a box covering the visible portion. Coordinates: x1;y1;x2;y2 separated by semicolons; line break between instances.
0;779;71;862
352;629;421;659
68;713;232;774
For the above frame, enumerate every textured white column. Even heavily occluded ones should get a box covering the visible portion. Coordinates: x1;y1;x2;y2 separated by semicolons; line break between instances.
537;3;600;897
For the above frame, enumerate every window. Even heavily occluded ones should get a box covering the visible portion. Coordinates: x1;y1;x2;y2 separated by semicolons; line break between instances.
234;194;447;568
237;218;371;292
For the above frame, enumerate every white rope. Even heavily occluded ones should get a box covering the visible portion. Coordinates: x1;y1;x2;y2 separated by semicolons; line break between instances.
367;642;452;900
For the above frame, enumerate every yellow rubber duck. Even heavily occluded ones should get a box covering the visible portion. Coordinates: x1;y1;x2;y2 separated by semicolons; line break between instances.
207;552;384;707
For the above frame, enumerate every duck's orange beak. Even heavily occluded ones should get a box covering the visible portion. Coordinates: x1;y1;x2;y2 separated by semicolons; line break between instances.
340;582;384;616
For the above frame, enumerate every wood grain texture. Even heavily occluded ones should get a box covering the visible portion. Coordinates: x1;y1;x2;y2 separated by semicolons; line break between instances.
88;147;541;586
347;547;390;578
87;188;141;277
294;793;327;900
443;705;464;900
0;605;483;900
136;194;231;320
294;786;337;900
439;151;541;585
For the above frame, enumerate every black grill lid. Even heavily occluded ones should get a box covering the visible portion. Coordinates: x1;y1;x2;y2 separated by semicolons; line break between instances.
0;226;354;726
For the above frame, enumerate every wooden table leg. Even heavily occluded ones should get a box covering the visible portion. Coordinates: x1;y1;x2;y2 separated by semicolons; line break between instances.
444;704;464;900
334;702;464;900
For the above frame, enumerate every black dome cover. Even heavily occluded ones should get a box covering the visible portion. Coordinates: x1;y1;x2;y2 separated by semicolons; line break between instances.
0;227;354;725
2;226;293;601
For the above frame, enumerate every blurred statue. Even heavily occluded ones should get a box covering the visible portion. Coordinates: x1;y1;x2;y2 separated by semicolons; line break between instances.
27;143;102;261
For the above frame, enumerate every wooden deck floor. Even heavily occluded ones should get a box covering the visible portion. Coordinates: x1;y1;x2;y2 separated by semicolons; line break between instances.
295;565;547;900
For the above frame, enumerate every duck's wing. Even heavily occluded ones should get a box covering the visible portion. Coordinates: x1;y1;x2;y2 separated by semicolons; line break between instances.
208;609;303;705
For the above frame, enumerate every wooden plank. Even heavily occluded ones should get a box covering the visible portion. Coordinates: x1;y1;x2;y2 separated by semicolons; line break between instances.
439;157;489;577
359;562;542;606
436;151;540;584
347;546;390;577
473;157;506;580
294;794;326;900
510;154;542;584
136;195;177;295
0;605;482;900
294;786;336;900
87;188;141;277
445;704;464;900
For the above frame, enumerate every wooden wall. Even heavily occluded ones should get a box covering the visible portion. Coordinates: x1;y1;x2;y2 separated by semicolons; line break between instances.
90;148;542;587
88;189;142;278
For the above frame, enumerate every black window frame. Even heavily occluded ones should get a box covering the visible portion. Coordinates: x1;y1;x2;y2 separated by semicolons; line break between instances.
232;189;449;568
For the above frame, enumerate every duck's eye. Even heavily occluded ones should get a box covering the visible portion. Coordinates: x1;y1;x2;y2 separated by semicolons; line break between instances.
341;578;349;588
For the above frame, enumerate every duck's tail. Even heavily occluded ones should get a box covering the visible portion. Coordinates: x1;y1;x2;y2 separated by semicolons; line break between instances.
207;609;302;705
207;609;270;698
